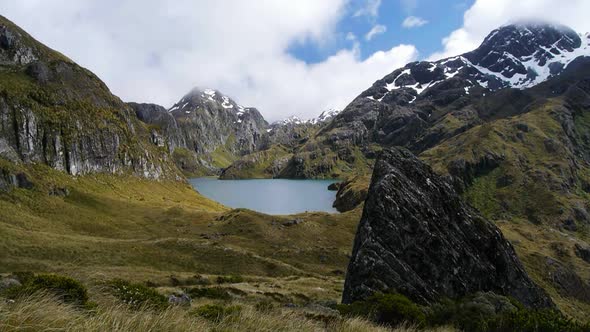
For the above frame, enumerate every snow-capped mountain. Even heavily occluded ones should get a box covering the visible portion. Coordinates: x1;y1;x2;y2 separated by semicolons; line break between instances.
310;108;342;124
166;88;268;159
168;88;261;124
271;109;342;128
272;115;304;126
363;22;590;104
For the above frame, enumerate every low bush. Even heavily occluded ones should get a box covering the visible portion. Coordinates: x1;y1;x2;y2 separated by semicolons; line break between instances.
191;274;211;286
3;274;88;306
193;304;242;322
337;292;425;327
109;279;168;309
337;291;590;332
10;271;35;284
185;286;232;300
216;275;244;284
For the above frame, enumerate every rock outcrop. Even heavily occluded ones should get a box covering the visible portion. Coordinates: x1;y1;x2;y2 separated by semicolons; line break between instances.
342;148;553;308
333;176;370;212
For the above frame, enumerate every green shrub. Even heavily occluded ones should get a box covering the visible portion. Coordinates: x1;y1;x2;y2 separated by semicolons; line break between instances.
109;279;168;309
426;294;590;332
339;292;590;331
337;292;425;327
216;275;244;284
191;275;211;286
185;286;232;300
193;304;242;322
4;274;88;306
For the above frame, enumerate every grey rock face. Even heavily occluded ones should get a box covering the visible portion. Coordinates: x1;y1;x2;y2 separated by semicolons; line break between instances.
168;293;191;306
166;88;268;172
575;244;590;264
0;277;21;291
544;257;590;303
342;147;553;308
0;24;37;65
128;102;186;152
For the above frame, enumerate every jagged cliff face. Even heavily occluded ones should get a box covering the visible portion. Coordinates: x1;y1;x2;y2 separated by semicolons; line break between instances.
342;148;554;308
128;102;186;153
0;15;177;180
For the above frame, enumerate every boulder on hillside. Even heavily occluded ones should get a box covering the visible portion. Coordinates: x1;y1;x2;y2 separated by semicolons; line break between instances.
342;147;553;309
333;176;370;212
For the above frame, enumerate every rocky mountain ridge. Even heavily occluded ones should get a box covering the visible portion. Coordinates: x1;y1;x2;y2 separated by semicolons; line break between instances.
363;23;590;105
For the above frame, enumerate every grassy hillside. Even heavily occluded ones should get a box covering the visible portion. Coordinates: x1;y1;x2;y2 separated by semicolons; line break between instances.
0;163;362;277
419;98;590;319
0;162;396;331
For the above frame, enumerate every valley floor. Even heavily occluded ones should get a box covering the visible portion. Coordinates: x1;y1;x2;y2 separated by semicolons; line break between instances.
1;163;588;330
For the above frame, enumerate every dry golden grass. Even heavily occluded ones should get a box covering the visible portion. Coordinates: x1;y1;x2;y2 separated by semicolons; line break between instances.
0;293;457;332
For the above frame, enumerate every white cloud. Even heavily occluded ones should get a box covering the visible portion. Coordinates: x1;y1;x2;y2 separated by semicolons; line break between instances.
402;16;428;28
346;32;357;41
1;0;418;121
429;0;590;60
365;24;387;41
353;0;382;19
400;0;418;13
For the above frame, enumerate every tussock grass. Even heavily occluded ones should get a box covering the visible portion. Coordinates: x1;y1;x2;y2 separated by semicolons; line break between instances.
0;293;453;332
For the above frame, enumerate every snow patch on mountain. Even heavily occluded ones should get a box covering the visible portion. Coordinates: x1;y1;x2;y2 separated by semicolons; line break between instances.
272;109;342;128
364;23;590;104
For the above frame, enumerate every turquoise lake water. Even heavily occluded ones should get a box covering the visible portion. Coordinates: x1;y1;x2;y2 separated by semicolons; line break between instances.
189;178;340;215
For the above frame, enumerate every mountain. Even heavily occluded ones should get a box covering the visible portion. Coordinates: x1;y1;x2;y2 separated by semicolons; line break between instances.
363;22;589;106
219;24;590;180
219;109;344;179
130;88;269;175
0;15;177;181
169;88;268;158
282;22;590;179
310;108;341;124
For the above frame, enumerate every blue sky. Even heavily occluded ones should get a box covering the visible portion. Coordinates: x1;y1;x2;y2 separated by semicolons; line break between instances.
290;0;475;64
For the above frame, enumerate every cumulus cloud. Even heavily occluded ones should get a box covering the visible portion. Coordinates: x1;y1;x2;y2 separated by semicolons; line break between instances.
429;0;590;60
365;24;387;40
353;0;382;19
1;0;418;121
402;16;428;28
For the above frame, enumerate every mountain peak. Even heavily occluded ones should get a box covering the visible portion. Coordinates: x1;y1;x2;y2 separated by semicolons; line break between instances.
468;21;582;68
169;87;252;116
361;22;590;106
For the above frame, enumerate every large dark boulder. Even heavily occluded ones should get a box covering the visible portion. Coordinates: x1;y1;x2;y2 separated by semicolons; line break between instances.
342;147;553;308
